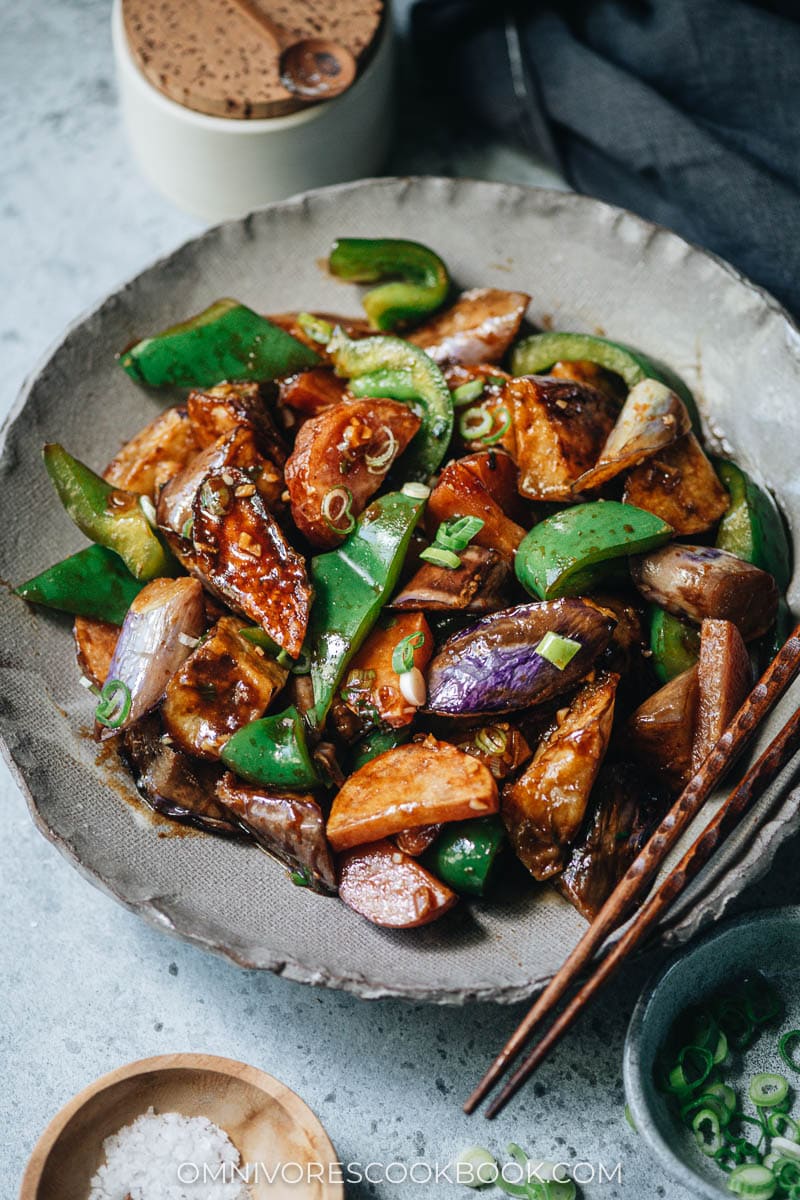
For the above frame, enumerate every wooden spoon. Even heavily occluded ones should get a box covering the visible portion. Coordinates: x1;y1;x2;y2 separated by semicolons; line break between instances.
228;0;357;101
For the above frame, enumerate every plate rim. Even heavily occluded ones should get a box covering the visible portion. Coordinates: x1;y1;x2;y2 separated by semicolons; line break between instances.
3;174;800;1004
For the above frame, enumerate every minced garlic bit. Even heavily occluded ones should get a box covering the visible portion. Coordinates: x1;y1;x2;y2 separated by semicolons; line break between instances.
238;531;262;557
399;666;426;708
234;483;256;498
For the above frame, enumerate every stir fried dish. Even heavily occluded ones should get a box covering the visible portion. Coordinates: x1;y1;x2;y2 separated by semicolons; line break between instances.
16;238;792;930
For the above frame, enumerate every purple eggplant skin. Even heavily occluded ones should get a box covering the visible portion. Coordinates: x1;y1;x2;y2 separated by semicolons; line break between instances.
102;576;205;736
424;599;616;717
630;543;778;641
556;762;668;921
216;773;337;894
120;715;237;835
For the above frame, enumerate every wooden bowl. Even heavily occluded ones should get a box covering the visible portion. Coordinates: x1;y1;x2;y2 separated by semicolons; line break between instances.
20;1053;343;1199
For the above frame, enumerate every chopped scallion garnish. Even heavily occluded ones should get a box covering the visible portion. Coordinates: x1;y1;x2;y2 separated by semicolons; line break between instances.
392;631;426;676
420;545;461;570
321;485;355;535
297;311;333;345
779;1031;800;1073
434;515;485;553
535;631;582;670
451;378;485;406
94;678;132;730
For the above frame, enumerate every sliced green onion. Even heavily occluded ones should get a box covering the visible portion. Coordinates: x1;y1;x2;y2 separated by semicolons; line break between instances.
452;378;486;406
715;1030;730;1064
624;1103;637;1132
392;631;426;676
239;626;281;652
297;311;333;345
420;545;462;570
668;1046;715;1096
742;973;783;1025
321;485;355;535
482;404;511;445
749;1073;789;1108
693;1106;724;1156
434;515;485;552
459;405;493;440
726;1163;777;1198
289;867;312;888
453;1146;498;1189
715;999;756;1050
706;1082;738;1118
776;1160;800;1190
94;679;132;730
475;725;509;757
780;1031;800;1072
401;481;431;500
771;1135;800;1158
180;516;194;540
364;425;398;474
535;631;582;671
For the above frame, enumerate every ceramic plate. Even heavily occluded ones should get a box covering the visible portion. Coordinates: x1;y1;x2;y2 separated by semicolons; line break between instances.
2;177;799;1002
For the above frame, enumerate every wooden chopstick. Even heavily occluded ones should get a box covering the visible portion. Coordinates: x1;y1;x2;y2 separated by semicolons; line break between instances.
483;696;800;1118
465;624;800;1117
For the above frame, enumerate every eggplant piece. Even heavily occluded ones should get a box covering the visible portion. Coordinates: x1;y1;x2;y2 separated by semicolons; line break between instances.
326;735;499;851
628;665;699;792
189;467;311;658
502;673;619;880
120;714;234;835
392;544;510;612
556;763;668;920
425;599;616;717
337;839;458;928
572;379;692;493
408;287;530;365
452;721;533;781
395;825;441;856
216;772;336;893
504;375;618;501
692;618;752;772
102;577;205;735
186;380;287;465
284;398;420;549
424;456;526;565
74;615;118;688
630;544;779;641
103;405;198;499
277;367;348;421
157;425;277;541
162;616;289;759
548;359;626;403
622;433;730;536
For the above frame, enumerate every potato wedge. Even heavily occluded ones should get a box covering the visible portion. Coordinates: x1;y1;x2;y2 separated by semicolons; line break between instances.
628;665;699;792
692;618;752;771
573;379;692;492
277;367;348;419
326;735;499;851
216;773;336;893
74;615;118;687
408;288;530;365
392;544;510;612
104;405;197;498
623;433;730;535
186;380;287;465
425;457;526;564
503;375;618;501
338;839;458;927
630;544;779;641
162;616;288;759
285;399;421;549
190;467;311;658
502;673;618;880
549;359;626;403
338;612;433;729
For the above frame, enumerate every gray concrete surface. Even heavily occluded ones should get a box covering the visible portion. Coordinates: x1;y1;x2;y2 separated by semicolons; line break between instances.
2;3;799;1198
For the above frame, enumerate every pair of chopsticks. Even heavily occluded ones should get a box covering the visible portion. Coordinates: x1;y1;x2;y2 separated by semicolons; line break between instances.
466;624;800;1119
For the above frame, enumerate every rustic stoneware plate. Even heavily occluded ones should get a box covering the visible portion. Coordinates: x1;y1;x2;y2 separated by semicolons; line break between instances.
624;906;800;1199
2;177;800;1002
20;1052;342;1199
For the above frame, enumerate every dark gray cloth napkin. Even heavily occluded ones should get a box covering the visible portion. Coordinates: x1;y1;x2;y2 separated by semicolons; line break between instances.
412;0;800;317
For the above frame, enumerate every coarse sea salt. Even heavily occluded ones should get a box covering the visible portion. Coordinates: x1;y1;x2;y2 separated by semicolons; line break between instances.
88;1108;252;1200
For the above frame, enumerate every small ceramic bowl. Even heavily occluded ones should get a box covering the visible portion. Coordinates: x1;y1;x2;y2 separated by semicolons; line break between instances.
624;906;800;1198
20;1053;342;1199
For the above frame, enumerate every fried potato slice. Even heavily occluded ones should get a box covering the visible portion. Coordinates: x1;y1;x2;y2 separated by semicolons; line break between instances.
425;457;526;564
338;839;458;927
73;616;119;687
692;618;752;771
327;735;499;851
623;433;730;535
338;612;433;729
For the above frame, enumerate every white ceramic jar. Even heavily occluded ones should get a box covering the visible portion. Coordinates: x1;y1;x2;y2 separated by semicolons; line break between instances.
111;0;395;222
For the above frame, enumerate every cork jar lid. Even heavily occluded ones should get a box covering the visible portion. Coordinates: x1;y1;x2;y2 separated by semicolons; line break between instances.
122;0;385;119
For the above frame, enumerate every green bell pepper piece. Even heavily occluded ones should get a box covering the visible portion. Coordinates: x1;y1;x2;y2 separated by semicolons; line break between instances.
715;460;792;591
119;298;319;389
309;489;425;726
350;726;412;772
349;368;426;404
220;705;321;789
510;330;701;430
424;816;506;897
328;238;450;331
649;605;700;683
515;501;673;600
44;444;178;582
15;544;143;625
328;328;453;480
